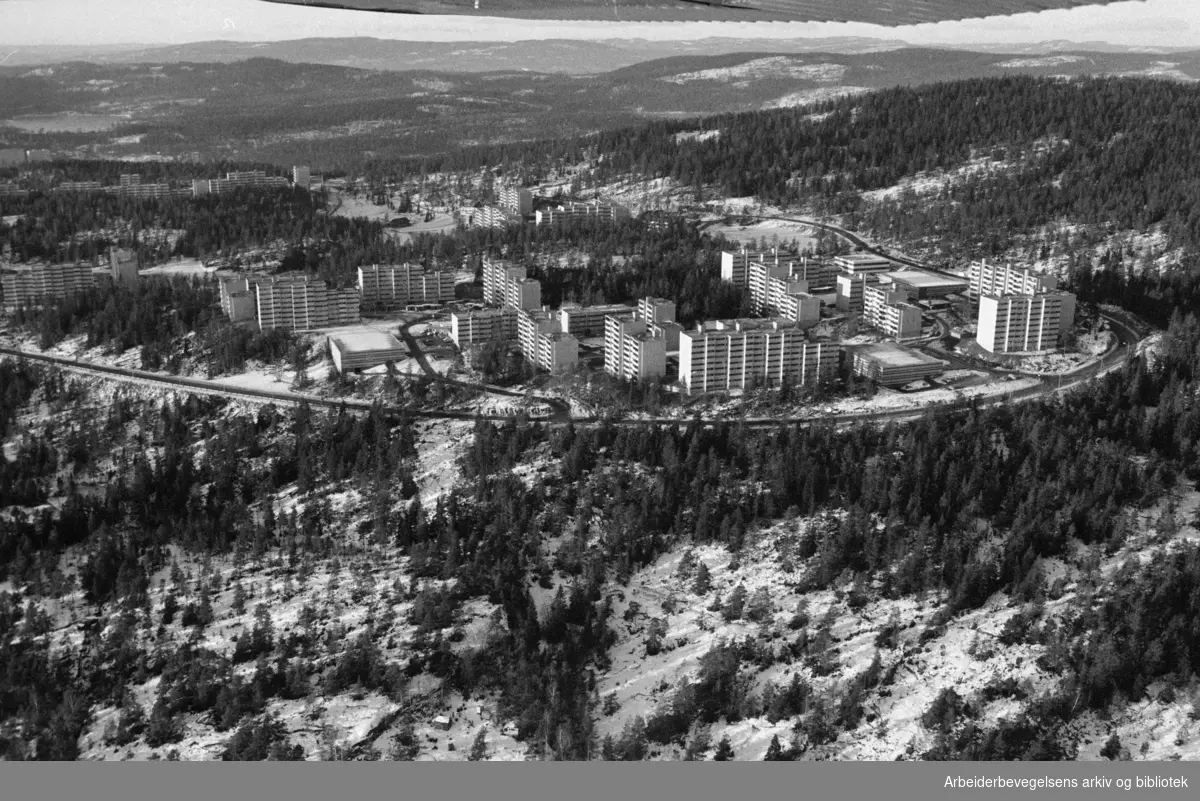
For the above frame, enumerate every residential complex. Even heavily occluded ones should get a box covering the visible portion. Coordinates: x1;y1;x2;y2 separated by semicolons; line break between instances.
967;261;1058;302
251;274;360;331
677;318;838;393
292;166;311;190
457;205;511;230
517;309;579;374
976;291;1077;353
193;170;290;197
747;261;821;327
450;308;519;348
835;272;872;314
559;303;636;337
1;262;95;309
357;264;455;310
53;181;103;193
482;260;540;310
850;343;948;387
534;201;630;226
604;317;667;382
497;185;533;216
720;247;795;286
863;283;923;340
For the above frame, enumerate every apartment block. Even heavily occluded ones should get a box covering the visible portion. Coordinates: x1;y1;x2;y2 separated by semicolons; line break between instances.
457;205;510;230
482;260;525;306
254;275;359;331
604;316;667;382
560;303;635;337
450;308;519;348
747;261;821;327
637;297;676;325
293;166;311;190
0;184;29;199
720;248;790;286
836;273;876;314
497;185;533;216
515;308;579;373
357;264;454;310
517;309;560;362
967;261;1058;302
482;259;540;310
535;332;579;374
863;282;922;340
108;248;139;287
1;262;95;309
54;181;103;193
677;318;838;393
976;291;1076;354
534;201;630;226
193;170;289;197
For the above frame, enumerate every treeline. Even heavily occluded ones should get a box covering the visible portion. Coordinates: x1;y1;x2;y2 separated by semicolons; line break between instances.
9;277;296;375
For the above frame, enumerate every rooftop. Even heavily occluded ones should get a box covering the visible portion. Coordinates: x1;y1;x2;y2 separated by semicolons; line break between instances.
883;270;969;290
329;331;404;353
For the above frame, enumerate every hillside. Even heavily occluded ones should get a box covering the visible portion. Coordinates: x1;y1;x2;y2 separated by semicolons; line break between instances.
3;48;1200;167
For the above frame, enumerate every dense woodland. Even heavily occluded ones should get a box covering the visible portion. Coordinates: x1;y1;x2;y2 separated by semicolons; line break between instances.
5;75;1200;761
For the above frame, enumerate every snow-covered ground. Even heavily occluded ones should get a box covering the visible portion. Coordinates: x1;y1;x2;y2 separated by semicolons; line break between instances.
140;258;215;277
663;59;848;85
703;219;819;251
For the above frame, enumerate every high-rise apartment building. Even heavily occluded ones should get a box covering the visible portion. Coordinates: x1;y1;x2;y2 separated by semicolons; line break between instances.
253;275;359;331
677;319;838;393
292;166;311;190
559;303;636;337
863;283;922;340
534;201;630;226
357;264;454;310
108;248;139;287
832;253;895;275
747;261;821;328
604;317;667;382
497;185;533;216
976;292;1076;353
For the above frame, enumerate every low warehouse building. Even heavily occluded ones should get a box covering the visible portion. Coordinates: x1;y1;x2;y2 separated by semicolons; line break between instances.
850;342;948;387
329;331;407;373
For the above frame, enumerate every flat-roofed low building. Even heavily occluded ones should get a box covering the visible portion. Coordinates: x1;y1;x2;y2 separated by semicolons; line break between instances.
560;303;635;337
850;342;948;387
881;270;969;299
833;253;895;275
329;330;407;373
451;307;518;347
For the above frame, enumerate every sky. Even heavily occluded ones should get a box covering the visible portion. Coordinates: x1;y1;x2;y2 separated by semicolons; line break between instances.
0;0;1194;49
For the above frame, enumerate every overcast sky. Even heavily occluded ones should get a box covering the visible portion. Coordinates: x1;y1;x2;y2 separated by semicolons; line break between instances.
0;0;1193;48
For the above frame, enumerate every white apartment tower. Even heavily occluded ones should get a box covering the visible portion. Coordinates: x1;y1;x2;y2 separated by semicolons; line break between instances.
357;264;454;310
976;292;1076;353
677;319;838;393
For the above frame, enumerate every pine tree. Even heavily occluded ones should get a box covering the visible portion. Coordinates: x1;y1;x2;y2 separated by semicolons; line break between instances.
468;726;490;761
713;735;734;761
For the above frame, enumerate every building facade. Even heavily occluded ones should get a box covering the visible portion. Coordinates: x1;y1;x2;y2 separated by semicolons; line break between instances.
604;316;667;382
976;292;1077;353
559;303;635;337
967;261;1058;302
450;308;519;348
677;319;838;393
357;264;454;310
253;275;359;331
850;343;948;387
1;262;95;309
863;283;922;340
108;248;139;287
497;185;533;216
534;201;630;226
